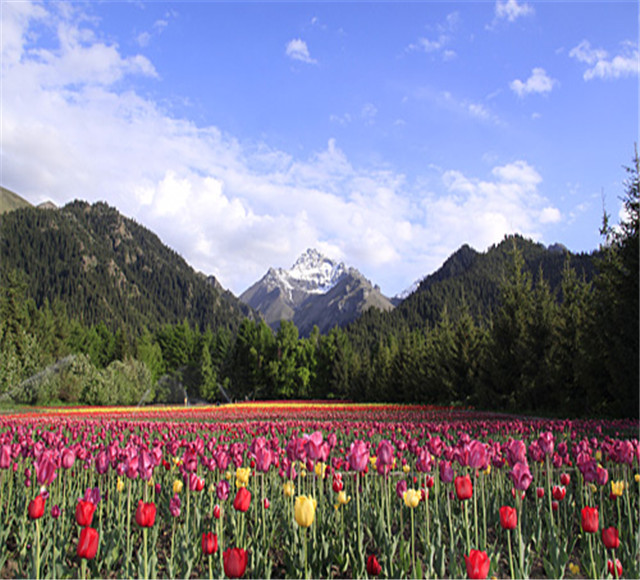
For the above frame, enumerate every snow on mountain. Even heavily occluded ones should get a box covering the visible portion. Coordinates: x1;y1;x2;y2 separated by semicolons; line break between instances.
393;278;423;303
261;248;347;297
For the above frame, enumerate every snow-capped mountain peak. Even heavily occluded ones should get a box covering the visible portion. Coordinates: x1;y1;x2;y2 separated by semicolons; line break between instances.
287;248;347;292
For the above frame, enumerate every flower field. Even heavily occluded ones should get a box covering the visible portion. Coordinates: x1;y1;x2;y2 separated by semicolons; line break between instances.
0;402;638;579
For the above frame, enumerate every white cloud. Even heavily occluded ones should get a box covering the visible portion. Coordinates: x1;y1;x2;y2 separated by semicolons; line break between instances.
495;0;534;22
1;1;564;297
510;68;556;97
570;40;639;80
285;38;317;64
407;11;458;60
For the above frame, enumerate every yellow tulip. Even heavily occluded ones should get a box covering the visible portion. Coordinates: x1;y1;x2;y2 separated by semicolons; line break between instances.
568;563;580;575
236;467;251;487
635;473;640;483
611;480;625;497
484;464;492;475
370;456;377;469
301;469;307;478
283;481;295;498
116;478;125;493
403;464;411;474
403;488;421;509
225;471;232;481
334;490;351;510
173;479;183;494
595;450;602;461
314;462;327;478
294;495;317;528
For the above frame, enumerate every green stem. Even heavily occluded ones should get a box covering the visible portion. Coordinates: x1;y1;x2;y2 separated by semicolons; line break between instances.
507;530;515;580
411;506;416;578
143;527;149;580
463;500;471;556
35;517;41;580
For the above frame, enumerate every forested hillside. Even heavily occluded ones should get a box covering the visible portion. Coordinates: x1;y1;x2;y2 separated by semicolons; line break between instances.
0;200;252;333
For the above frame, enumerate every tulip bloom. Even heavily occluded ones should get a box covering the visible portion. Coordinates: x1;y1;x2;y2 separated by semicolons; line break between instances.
465;549;490;579
213;504;221;519
202;532;218;555
403;488;421;509
366;554;382;576
602;527;619;550
294;495;317;528
611;480;625;497
28;495;46;520
509;461;532;491
552;486;566;501
233;487;251;512
135;500;156;528
169;494;181;518
223;547;248;578
283;481;295;498
77;527;99;560
347;440;369;472
455;475;473;501
560;472;570;486
173;479;183;494
75;500;96;527
499;506;517;530
608;559;623;577
581;506;599;533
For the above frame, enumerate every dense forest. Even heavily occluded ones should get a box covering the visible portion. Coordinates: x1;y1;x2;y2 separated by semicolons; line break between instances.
0;153;637;418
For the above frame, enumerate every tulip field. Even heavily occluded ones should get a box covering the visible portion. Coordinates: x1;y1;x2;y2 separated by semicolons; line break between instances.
0;402;638;579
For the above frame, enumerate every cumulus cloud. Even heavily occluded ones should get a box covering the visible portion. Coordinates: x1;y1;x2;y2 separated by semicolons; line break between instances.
285;38;317;64
1;1;563;297
495;0;534;22
569;40;639;80
510;68;556;97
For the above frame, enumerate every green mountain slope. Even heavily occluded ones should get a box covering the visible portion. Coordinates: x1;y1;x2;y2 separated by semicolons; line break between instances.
0;186;32;214
0;200;253;333
346;235;597;342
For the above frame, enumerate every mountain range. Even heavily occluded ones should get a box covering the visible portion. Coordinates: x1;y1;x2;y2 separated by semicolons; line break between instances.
1;186;598;339
240;249;394;336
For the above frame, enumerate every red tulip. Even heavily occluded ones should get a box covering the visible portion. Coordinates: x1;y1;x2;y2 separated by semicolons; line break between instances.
536;487;544;499
607;559;623;577
366;554;382;576
77;527;99;560
263;498;270;509
223;547;248;578
581;506;598;534
499;506;517;530
135;500;156;528
213;504;221;519
233;487;251;512
464;549;490;579
560;472;570;486
602;527;620;550
202;532;218;555
28;495;46;520
455;475;473;501
552;486;566;501
75;500;96;527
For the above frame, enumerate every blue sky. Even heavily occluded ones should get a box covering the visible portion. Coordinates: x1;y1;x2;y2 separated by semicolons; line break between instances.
2;1;638;296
